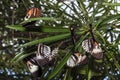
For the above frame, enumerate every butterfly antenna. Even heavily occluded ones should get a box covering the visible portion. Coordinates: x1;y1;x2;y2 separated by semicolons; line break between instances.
70;26;76;53
57;41;64;49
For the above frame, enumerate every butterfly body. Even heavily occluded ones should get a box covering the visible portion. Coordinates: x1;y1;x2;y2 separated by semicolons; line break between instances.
92;45;103;59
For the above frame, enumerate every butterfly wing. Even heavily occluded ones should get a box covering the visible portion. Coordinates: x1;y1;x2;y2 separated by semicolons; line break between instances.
67;55;77;67
37;44;51;59
91;45;103;59
82;38;93;53
24;8;42;20
25;56;42;77
82;38;103;59
23;7;42;28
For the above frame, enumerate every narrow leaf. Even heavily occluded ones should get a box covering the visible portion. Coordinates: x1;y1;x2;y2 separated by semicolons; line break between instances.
15;53;33;63
40;26;70;33
78;65;102;76
47;50;72;80
11;52;24;62
77;0;88;17
88;70;92;80
20;17;61;24
95;31;106;44
95;14;120;28
103;3;120;6
6;24;69;33
6;25;25;31
19;33;70;48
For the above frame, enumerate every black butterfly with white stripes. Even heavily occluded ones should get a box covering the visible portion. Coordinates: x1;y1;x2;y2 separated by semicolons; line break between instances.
36;44;58;61
24;44;58;78
82;38;103;59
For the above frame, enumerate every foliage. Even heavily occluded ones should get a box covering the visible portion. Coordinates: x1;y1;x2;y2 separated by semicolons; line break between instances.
0;0;120;80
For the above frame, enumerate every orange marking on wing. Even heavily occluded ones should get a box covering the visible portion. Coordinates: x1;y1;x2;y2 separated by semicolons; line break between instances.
25;7;42;19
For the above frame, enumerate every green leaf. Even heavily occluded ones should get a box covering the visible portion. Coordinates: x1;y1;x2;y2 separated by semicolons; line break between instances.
101;15;120;26
12;46;36;63
63;69;68;80
87;70;92;80
114;62;120;71
6;24;69;33
20;17;61;24
94;59;103;63
103;3;120;6
15;53;33;63
76;32;89;52
66;69;73;80
77;0;88;18
78;65;102;76
5;25;25;31
78;65;88;75
95;31;106;44
11;52;24;62
39;26;70;33
18;33;70;48
47;50;72;80
95;14;120;28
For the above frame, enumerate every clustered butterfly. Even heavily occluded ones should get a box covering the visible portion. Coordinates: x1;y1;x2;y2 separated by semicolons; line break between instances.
24;55;42;78
36;44;58;63
82;38;103;59
21;7;103;78
24;44;58;78
67;25;103;68
24;7;42;20
22;7;42;27
22;7;59;78
81;24;104;59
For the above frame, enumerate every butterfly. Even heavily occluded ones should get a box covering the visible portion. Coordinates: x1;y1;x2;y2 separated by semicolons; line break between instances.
24;44;58;76
67;53;88;67
24;55;42;78
24;7;42;20
22;7;42;27
82;38;103;59
36;44;58;62
26;61;42;78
